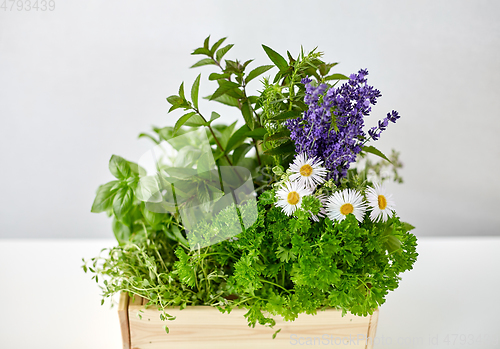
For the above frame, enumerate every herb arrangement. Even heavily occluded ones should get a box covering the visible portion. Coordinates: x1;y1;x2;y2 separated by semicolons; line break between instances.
84;36;418;334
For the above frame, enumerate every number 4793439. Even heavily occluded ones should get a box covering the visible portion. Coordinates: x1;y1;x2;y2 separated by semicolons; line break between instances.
1;0;56;11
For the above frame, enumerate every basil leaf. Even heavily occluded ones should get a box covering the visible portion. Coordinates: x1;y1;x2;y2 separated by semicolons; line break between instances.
113;186;134;222
91;180;120;213
109;155;131;180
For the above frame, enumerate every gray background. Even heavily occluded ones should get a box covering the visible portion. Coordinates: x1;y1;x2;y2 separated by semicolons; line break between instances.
1;0;499;238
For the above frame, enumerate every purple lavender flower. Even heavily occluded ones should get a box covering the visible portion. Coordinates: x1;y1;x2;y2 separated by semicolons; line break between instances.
387;110;400;123
287;69;399;182
368;110;401;141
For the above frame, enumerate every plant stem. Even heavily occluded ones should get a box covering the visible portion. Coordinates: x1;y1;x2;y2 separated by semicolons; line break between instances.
214;61;263;166
240;85;263;166
193;107;234;166
253;139;262;166
261;278;290;294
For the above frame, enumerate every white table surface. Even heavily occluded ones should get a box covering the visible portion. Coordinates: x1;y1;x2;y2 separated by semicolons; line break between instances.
0;237;499;349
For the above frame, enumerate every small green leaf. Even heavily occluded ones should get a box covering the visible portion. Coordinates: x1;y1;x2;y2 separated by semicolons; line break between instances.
276;246;296;263
324;73;349;81
168;104;185;113
171;225;189;246
245;65;274;84
210;81;240;101
191;58;216;68
329;112;340;133
264;140;295;155
178;82;185;100
191;47;211;56
362;145;392;163
112;218;131;244
225;125;250;154
183;114;206;127
164;167;198;179
203;35;210;49
244;127;267;139
268;110;301;121
224;59;240;74
142;205;164;228
266;129;290;141
215;44;234;62
191;74;201;110
205;94;239;107
204;111;220;126
273;70;283;84
91;180;120;213
173;112;197;134
166;95;183;106
210;37;227;55
242;59;254;70
112;186;134;222
232;143;253;165
248;95;259;104
109;155;131;180
215;121;237;149
241;100;255;130
166;94;190;112
273;328;282;339
401;222;416;232
224;86;245;99
318;62;338;76
138;133;159;145
128;161;146;177
386;235;402;254
154;126;176;141
262;45;288;71
136;176;162;203
209;72;230;81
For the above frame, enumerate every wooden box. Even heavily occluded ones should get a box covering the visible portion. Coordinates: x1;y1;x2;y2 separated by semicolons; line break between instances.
118;293;379;349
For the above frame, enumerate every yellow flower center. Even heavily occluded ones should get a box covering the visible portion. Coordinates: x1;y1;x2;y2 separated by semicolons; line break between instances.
287;191;300;205
299;164;313;177
378;195;387;210
340;203;354;215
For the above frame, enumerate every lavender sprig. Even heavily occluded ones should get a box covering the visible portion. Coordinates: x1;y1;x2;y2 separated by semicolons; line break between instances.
287;69;395;182
368;110;400;141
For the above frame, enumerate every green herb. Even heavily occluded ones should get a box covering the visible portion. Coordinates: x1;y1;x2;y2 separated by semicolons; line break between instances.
84;36;417;337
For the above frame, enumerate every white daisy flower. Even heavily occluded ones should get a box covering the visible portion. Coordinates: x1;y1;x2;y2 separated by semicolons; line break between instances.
326;189;367;223
289;153;328;189
366;183;396;222
275;181;312;216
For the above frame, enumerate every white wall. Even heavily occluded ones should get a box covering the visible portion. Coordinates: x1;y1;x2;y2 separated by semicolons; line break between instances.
1;0;499;238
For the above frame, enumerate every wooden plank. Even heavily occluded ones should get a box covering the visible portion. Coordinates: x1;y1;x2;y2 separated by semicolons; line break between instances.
128;305;376;349
117;292;131;349
130;294;144;306
365;309;379;349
